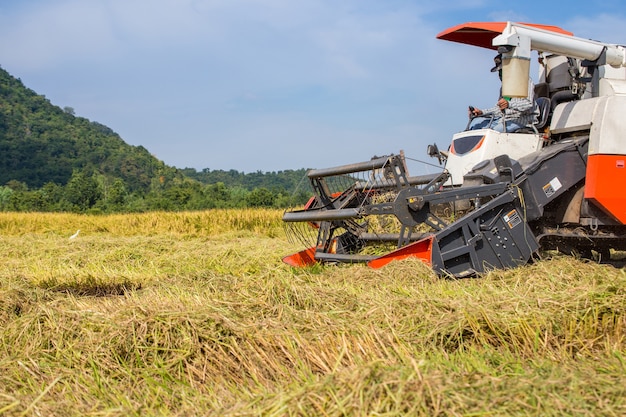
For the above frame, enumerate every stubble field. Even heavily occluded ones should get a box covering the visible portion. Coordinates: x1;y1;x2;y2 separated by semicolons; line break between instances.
1;210;625;416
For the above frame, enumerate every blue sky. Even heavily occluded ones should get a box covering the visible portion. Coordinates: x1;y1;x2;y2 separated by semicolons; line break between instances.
1;0;625;174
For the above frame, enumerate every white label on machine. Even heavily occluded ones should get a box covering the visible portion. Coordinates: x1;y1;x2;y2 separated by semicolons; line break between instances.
503;209;522;229
542;177;562;198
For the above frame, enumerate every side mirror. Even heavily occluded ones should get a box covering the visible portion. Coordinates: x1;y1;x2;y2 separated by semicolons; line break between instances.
427;143;447;165
427;144;439;158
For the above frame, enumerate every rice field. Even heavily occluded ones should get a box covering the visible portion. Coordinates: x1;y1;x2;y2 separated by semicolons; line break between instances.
1;210;625;416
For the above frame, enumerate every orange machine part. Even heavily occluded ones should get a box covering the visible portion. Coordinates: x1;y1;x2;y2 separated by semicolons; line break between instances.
283;246;317;267
436;22;573;50
585;154;626;224
368;236;434;269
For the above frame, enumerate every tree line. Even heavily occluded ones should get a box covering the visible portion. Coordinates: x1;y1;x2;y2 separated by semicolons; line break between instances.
0;168;312;213
0;66;312;213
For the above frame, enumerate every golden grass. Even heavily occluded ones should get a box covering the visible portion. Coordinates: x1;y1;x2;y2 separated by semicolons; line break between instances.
1;211;626;416
0;209;283;237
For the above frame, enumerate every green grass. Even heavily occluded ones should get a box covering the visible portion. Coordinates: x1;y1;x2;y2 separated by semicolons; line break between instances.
1;211;626;416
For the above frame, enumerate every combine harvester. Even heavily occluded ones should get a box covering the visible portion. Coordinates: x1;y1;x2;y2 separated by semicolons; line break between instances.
282;22;626;277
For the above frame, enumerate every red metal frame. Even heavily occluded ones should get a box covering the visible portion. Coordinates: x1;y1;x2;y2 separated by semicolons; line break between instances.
367;236;435;269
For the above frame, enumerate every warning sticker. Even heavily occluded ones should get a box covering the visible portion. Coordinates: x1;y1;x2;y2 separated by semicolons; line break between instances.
503;209;522;229
542;177;562;198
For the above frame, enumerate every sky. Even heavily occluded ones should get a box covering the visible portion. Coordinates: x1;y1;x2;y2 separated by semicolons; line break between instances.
1;0;625;175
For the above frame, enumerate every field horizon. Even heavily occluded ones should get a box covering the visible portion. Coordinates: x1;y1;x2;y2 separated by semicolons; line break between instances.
1;210;625;416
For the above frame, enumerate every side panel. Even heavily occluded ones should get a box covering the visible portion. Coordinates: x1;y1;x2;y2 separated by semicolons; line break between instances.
518;139;588;221
551;94;626;145
584;154;626;224
550;98;596;135
432;196;538;277
445;130;543;186
589;94;626;155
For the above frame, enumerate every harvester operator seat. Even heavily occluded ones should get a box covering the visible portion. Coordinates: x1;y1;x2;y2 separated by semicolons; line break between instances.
534;96;551;131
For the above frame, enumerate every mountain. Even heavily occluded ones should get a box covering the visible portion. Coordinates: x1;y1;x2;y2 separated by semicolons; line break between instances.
0;66;311;213
0;66;177;192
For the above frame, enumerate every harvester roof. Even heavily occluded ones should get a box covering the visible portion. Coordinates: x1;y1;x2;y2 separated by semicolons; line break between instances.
436;22;573;50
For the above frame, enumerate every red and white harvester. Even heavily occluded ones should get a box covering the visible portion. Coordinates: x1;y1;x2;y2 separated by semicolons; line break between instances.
282;22;626;277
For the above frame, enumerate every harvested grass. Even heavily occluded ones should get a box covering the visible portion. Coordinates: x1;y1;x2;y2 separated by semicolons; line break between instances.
1;212;626;416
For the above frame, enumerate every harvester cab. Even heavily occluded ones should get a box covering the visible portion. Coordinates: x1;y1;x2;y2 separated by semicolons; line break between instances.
282;21;626;277
433;23;588;186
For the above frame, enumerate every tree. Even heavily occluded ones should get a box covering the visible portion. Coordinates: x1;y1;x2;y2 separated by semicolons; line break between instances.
5;180;28;192
37;182;64;211
0;186;13;210
204;182;231;207
64;170;102;212
105;178;128;209
246;187;275;207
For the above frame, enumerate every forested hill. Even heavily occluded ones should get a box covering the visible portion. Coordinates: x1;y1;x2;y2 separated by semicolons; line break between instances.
0;66;311;212
0;66;179;192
